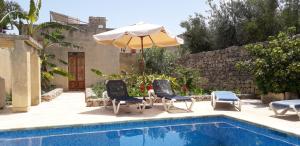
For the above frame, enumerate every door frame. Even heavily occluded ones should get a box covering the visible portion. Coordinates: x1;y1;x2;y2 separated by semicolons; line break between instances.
68;52;85;91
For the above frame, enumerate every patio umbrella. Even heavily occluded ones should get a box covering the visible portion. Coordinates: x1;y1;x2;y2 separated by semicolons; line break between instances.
93;22;183;98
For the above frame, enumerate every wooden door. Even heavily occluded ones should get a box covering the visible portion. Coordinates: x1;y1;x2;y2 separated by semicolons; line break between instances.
68;52;85;91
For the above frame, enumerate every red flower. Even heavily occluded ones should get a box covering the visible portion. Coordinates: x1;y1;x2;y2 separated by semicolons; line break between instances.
147;84;153;91
182;84;188;92
140;83;145;92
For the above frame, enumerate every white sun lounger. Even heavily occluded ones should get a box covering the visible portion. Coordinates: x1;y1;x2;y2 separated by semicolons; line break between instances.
269;100;300;120
103;80;146;115
211;91;241;111
150;80;195;112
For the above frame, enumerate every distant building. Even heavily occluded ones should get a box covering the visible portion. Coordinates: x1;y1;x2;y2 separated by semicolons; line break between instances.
43;11;120;91
43;12;181;91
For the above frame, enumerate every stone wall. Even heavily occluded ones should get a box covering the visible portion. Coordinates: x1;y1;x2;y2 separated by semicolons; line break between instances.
178;46;257;94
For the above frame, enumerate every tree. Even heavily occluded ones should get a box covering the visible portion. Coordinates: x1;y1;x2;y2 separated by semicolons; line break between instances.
141;47;178;75
236;27;300;95
180;13;212;53
280;0;300;33
39;29;81;91
208;0;281;49
0;0;24;34
1;0;77;36
208;0;239;49
181;0;288;51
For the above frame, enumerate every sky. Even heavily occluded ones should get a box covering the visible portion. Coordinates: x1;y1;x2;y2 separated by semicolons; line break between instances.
11;0;210;35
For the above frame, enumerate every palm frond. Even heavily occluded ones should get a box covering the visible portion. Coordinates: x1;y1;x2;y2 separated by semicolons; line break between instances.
40;31;61;44
28;0;37;23
58;59;68;65
41;31;82;49
51;67;71;78
0;0;4;8
91;68;104;76
36;0;42;16
41;72;54;81
46;62;57;68
34;22;78;33
0;10;26;25
59;41;82;49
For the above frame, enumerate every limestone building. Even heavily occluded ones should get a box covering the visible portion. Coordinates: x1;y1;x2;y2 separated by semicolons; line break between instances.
41;12;179;91
45;12;120;91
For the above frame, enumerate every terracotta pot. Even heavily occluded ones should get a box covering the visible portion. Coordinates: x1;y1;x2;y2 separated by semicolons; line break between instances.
130;49;136;54
261;92;284;104
285;92;299;100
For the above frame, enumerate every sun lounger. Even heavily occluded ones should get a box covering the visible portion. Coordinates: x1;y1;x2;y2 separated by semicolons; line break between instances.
150;80;195;112
103;80;146;114
211;91;241;111
269;100;300;120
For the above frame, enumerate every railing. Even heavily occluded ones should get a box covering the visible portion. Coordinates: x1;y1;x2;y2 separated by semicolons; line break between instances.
50;11;87;25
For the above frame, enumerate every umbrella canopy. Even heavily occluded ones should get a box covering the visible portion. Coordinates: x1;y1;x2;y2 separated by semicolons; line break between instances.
93;22;183;100
93;22;184;49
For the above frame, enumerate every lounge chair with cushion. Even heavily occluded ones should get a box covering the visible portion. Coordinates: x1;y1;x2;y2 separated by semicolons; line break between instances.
211;91;241;111
103;80;146;114
150;80;195;112
269;100;300;120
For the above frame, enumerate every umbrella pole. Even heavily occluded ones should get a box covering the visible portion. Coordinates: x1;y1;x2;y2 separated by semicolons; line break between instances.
140;36;152;109
140;36;146;99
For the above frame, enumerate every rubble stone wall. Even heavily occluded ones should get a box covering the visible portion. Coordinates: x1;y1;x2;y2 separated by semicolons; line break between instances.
178;46;257;94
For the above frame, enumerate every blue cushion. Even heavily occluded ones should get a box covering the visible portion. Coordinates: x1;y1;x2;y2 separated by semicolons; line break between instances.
271;100;300;109
213;91;239;101
153;80;191;101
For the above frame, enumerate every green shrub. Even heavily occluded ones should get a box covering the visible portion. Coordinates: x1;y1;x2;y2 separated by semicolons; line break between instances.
5;93;12;104
91;81;105;98
190;88;205;95
236;27;300;94
140;47;179;75
91;69;180;97
173;65;203;95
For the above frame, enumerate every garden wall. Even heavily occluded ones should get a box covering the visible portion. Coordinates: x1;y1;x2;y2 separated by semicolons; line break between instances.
178;46;257;94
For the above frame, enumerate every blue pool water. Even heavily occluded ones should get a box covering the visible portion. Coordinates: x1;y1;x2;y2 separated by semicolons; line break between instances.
0;116;299;146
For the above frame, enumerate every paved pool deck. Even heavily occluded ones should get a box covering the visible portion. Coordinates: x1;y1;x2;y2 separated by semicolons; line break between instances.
0;92;299;137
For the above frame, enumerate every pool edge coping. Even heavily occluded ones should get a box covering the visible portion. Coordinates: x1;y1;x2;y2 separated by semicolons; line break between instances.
0;114;299;139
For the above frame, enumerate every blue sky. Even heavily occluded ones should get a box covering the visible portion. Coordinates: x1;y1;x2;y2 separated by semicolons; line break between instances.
12;0;210;35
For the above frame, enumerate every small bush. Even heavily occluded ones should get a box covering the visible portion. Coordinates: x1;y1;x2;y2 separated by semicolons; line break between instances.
6;93;12;105
91;81;106;98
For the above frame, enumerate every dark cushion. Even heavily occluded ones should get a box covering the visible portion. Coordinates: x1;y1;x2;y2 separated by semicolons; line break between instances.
106;80;143;103
153;80;191;101
153;80;174;96
106;80;129;100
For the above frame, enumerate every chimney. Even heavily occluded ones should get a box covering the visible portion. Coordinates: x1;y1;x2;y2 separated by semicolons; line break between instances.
89;17;107;29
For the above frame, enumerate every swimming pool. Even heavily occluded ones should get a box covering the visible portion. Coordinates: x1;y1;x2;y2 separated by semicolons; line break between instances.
0;116;299;146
